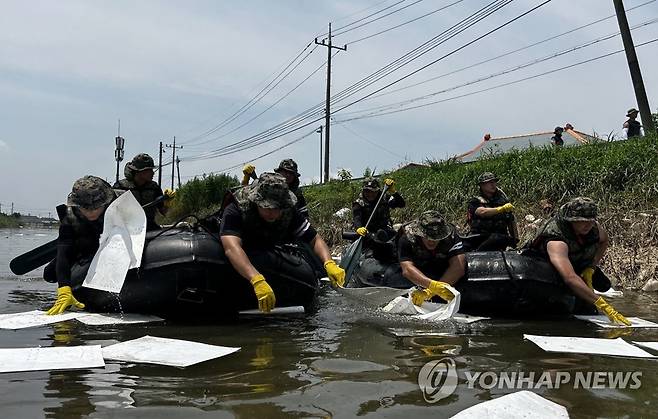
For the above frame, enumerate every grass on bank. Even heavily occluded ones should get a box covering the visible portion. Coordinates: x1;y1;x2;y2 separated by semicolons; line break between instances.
164;135;658;288
0;214;20;228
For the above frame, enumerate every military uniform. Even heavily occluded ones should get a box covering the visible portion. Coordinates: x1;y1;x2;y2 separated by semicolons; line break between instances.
220;173;316;249
113;153;165;231
527;197;600;273
398;211;465;279
465;172;517;251
274;159;308;218
44;176;115;287
352;178;405;239
551;127;564;146
624;119;642;138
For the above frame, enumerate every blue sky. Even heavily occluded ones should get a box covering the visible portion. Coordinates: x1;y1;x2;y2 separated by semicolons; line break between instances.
1;0;657;216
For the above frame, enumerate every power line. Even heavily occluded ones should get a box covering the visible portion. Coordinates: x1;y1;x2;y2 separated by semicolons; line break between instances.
337;17;658;117
331;0;408;33
335;120;406;159
332;0;553;115
181;0;516;162
333;0;426;37
345;0;466;44
181;43;318;145
333;38;658;122
182;128;318;178
362;0;657;101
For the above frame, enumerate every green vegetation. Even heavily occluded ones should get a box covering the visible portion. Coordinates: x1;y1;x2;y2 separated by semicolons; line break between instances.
163;173;239;222
165;135;658;288
0;214;20;228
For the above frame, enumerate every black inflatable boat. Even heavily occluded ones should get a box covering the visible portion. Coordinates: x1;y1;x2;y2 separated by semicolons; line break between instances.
346;250;610;317
69;227;320;317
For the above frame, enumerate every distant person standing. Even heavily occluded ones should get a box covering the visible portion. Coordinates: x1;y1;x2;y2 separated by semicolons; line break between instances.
551;126;564;146
623;108;644;139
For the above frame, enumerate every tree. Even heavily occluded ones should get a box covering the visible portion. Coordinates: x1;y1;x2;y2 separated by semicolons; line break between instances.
337;168;352;181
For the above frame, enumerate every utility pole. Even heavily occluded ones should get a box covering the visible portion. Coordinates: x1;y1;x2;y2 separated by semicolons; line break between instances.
316;125;323;182
176;156;181;188
114;119;125;184
158;141;164;187
165;136;183;190
613;0;655;134
11;202;14;215
315;23;347;183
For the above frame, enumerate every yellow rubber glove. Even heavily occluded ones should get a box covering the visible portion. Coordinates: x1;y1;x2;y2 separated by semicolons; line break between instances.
411;288;433;306
250;274;275;313
47;286;85;315
594;297;631;326
356;227;368;236
384;178;396;194
427;280;456;302
163;188;176;208
410;281;455;306
495;203;515;214
581;267;595;289
242;164;256;185
242;164;256;176
324;260;345;288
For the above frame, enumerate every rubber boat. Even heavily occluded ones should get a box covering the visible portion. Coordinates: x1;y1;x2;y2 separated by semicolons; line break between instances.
346;250;610;317
69;227;320;317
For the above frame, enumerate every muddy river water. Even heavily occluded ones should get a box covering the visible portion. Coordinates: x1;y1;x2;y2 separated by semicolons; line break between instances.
1;229;657;418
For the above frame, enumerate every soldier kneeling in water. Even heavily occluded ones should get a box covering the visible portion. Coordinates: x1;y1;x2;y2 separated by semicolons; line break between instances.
526;197;630;325
397;211;466;306
220;173;345;313
44;176;116;315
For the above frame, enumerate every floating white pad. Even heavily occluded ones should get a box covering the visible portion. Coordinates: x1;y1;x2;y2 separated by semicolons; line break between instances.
595;288;623;298
0;345;105;373
83;191;146;293
524;335;656;358
381;284;461;322
102;335;240;367
239;306;305;315
632;341;658;352
336;286;411;308
450;391;569;418
575;315;658;329
0;310;83;330
76;313;163;326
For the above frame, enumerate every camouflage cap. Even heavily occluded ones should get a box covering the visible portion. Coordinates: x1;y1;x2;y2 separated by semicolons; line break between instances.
560;197;598;221
274;158;300;177
478;172;498;184
362;177;381;191
127;153;156;172
67;175;115;210
627;108;639;117
248;172;297;209
406;210;453;241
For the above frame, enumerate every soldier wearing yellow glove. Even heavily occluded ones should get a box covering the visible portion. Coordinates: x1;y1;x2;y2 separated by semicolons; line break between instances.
526;197;630;326
44;176;116;315
465;172;518;251
352;177;405;256
114;153;168;231
398;211;466;306
220;173;345;313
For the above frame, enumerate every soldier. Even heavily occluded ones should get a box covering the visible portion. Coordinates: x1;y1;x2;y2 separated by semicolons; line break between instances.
220;173;345;313
114;153;173;231
397;211;466;306
465;172;518;251
353;177;405;245
623;108;644;139
44;176;116;315
526;197;630;325
274;159;308;218
551;126;564;146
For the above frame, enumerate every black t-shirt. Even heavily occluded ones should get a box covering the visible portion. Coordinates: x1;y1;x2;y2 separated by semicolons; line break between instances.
220;202;317;247
398;233;464;277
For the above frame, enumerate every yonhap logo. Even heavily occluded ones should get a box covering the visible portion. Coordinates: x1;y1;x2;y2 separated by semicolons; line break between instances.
418;358;458;403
